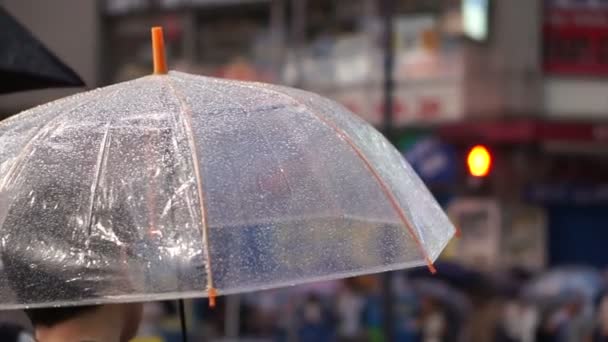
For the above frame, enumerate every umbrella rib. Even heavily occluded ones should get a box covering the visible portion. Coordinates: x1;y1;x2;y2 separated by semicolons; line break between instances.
85;122;112;239
164;78;216;306
0;87;122;191
232;83;436;273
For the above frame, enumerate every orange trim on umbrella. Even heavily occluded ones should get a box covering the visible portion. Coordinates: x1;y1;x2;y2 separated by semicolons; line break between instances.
153;26;218;308
233;83;438;274
303;110;437;274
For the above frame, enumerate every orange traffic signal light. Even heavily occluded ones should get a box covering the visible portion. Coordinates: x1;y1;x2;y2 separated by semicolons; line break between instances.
467;145;492;177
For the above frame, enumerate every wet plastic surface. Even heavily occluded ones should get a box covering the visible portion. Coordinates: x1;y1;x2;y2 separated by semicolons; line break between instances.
0;71;454;309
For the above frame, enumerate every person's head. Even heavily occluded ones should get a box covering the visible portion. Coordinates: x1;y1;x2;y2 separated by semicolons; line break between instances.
22;303;143;342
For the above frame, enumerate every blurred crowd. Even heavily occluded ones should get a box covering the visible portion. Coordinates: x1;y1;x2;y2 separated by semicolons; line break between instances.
129;264;608;342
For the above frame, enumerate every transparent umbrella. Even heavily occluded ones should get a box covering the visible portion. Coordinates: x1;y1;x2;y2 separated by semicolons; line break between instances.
0;28;455;311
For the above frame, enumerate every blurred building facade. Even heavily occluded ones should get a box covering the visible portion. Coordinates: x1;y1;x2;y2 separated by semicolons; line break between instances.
438;0;608;270
1;0;608;270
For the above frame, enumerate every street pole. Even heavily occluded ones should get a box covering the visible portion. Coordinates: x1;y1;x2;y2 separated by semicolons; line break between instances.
225;295;241;338
381;0;396;340
291;0;307;88
382;0;396;139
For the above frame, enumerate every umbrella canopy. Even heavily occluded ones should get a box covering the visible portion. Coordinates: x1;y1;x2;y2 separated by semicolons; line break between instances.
0;28;455;310
0;7;84;94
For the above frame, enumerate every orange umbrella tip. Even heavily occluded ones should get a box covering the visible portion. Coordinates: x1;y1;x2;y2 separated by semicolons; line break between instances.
429;264;437;274
151;26;168;75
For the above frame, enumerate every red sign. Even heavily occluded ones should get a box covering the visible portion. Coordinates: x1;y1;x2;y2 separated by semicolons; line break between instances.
439;119;608;144
543;8;608;76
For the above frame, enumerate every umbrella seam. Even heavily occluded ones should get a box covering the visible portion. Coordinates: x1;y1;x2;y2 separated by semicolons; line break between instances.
224;82;436;272
163;77;216;303
0;87;123;191
84;122;112;241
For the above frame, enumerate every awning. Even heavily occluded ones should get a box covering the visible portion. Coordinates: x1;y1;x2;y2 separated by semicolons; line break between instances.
439;119;608;144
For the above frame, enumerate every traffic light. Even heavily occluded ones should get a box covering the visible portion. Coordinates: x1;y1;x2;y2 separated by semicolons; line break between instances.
467;145;492;177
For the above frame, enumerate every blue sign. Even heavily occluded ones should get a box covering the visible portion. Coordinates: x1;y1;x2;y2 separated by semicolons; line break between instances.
402;137;457;184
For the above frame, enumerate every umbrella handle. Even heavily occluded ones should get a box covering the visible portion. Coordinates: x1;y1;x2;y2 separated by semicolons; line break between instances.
151;27;168;75
178;299;188;342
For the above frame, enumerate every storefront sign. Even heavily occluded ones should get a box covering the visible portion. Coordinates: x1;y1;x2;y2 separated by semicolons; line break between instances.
439;119;608;143
330;80;463;126
445;198;501;271
402;136;457;185
446;199;547;271
544;1;608;76
501;206;547;271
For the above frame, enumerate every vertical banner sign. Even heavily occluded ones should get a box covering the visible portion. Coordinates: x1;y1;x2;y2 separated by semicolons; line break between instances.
445;198;501;272
543;0;608;76
501;205;547;271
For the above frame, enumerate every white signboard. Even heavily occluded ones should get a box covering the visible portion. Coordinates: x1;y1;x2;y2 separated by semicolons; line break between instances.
445;198;547;271
446;198;501;271
501;205;547;271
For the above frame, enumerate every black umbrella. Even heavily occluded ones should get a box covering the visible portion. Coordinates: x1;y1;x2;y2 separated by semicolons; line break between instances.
407;261;491;294
0;7;84;94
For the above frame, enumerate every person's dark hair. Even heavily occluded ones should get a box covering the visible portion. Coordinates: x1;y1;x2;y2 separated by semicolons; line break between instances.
23;306;98;328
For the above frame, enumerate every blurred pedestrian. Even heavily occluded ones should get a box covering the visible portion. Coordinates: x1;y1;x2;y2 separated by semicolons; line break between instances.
568;300;594;342
536;306;562;342
336;280;365;342
361;278;384;342
133;302;164;340
495;298;524;342
594;291;608;341
465;294;503;342
244;290;281;337
297;293;336;342
536;293;593;342
520;303;540;342
394;294;421;342
419;296;446;342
